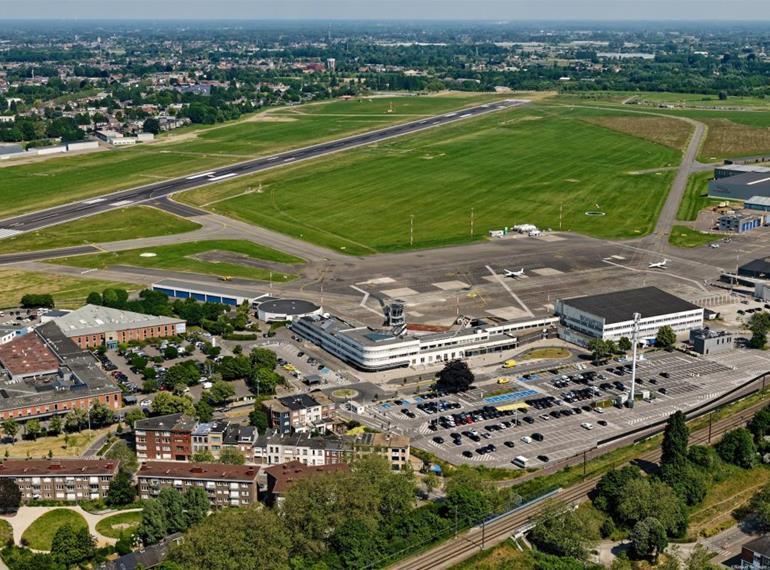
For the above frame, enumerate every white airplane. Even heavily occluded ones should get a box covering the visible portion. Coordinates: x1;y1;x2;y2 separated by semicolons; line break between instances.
503;268;526;278
648;259;669;269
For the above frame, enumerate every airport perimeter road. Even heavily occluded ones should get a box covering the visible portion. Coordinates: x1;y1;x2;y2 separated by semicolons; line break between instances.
0;100;525;236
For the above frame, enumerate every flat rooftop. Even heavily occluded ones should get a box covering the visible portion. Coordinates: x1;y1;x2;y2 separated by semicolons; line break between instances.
138;461;260;482
0;333;59;378
51;304;183;337
153;279;263;300
559;286;702;325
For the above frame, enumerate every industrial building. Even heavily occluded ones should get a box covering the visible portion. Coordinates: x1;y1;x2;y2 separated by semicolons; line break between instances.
718;211;764;233
256;298;323;322
709;170;770;201
689;328;734;355
714;164;770;180
291;314;557;372
152;279;261;306
0;322;122;421
46;304;186;350
556;286;704;344
745;196;770;213
739;258;770;279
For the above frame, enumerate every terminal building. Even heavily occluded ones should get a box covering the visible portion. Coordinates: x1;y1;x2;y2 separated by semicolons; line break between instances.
555;286;704;344
255;299;323;323
152;279;261;306
291;314;558;372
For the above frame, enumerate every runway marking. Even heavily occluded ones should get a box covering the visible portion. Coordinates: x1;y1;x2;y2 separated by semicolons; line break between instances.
460;113;472;118
208;173;238;182
283;157;296;163
0;229;21;240
185;171;216;180
82;198;106;205
267;156;279;161
110;200;133;207
356;277;396;285
485;265;534;317
350;285;385;317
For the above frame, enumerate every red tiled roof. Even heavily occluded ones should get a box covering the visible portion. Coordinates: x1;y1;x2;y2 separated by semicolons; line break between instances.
0;458;119;476
264;460;348;493
138;461;260;482
0;334;59;377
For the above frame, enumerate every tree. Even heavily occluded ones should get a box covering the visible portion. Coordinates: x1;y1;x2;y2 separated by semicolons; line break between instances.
529;503;600;560
150;392;195;416
630;517;668;562
65;408;88;432
249;406;268;431
588;338;614;362
164;346;179;360
329;516;382;568
656;325;677;348
105;439;139;473
50;524;95;567
89;401;114;427
192;450;215;462
436;360;474;393
0;479;21;513
124;408;146;428
593;466;642;518
685;544;722;570
716;428;756;468
195;399;213;422
616;478;687;538
219;447;245;465
137;499;168;545
183;487;210;526
748;312;770;349
48;415;63;436
168;507;290;570
143;117;161;134
20;294;54;309
661;411;689;466
423;472;439;494
249;348;277;371
25;419;42;440
618;337;632;352
749;407;770;443
207;380;235;406
442;468;493;526
106;470;137;506
658;462;707;506
86;291;102;305
158;488;187;534
2;419;19;443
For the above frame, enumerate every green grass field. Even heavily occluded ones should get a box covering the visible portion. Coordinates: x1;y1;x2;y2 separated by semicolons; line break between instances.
669;225;721;248
0;206;201;254
21;509;88;551
677;172;721;221
95;511;142;539
0;94;505;218
0;269;137;309
559;90;770;108
52;239;303;281
180;104;680;254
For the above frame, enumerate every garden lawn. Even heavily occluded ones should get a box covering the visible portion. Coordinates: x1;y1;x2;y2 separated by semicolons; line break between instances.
669;226;721;248
95;511;143;539
677;172;722;221
21;509;88;551
0;427;115;459
180;104;681;254
0;206;201;254
0;94;504;218
52;239;303;282
0;269;137;310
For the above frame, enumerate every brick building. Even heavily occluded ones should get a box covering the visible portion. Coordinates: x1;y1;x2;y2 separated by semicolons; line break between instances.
263;461;348;504
46;304;186;350
0;459;119;502
135;414;197;461
262;391;336;434
137;462;260;507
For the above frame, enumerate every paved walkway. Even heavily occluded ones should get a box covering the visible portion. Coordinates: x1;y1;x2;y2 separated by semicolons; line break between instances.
1;505;143;549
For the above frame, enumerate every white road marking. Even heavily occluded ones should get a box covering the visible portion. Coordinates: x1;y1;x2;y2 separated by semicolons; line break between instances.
110;200;133;207
460;113;472;118
283;157;296;163
0;229;22;240
267;156;279;161
207;173;238;182
350;285;384;317
82;198;106;205
485;265;533;317
185;171;216;180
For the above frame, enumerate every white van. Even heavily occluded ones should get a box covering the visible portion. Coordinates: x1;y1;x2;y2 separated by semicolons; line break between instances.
512;456;529;468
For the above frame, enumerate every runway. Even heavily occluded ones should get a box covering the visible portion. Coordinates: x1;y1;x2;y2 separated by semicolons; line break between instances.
0;99;525;235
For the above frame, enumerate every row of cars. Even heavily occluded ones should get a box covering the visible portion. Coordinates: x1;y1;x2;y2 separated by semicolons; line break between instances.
427;404;517;432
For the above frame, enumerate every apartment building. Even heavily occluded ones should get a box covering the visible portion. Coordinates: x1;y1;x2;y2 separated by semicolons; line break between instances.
263;461;348;504
262;391;336;434
137;462;260;507
349;432;411;471
0;459;119;502
134;414;197;461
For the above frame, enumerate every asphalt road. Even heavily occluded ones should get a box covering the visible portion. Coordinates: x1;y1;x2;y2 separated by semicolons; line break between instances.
0;99;525;235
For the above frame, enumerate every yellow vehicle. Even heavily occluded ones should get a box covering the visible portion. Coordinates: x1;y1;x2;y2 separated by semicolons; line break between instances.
219;276;232;282
496;377;510;385
283;364;296;372
502;359;517;369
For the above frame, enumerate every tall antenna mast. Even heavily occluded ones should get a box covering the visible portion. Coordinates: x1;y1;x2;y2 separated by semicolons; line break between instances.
629;312;641;409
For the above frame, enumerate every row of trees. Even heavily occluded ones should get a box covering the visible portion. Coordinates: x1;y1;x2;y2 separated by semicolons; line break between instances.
588;325;676;362
136;487;210;546
1;402;116;444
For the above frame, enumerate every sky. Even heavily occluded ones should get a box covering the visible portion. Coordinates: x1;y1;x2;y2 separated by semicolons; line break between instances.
4;0;770;21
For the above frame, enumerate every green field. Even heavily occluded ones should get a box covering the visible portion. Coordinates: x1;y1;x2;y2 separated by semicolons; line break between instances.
559;90;770;108
21;509;88;551
0;269;137;309
180;105;680;254
669;225;721;248
95;511;142;539
52;239;303;281
676;171;722;221
0;94;505;218
0;206;201;254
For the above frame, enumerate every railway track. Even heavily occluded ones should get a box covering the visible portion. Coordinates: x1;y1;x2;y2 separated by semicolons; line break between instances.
390;387;770;570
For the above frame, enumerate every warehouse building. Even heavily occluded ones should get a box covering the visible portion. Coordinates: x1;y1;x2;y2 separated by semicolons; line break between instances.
256;299;323;322
714;164;770;180
689;328;734;355
718;211;764;233
745;196;770;213
739;258;770;280
556;286;704;344
152;279;261;306
291;314;557;372
47;304;186;349
709;171;770;201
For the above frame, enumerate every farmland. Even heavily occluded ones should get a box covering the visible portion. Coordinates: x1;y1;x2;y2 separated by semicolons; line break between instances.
0;93;504;218
52;239;303;281
0;206;201;254
180;104;681;254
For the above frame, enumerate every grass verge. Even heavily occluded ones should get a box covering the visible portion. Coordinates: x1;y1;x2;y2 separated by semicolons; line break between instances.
95;511;142;539
21;509;88;551
0;427;115;459
0;519;12;546
669;225;721;248
677;172;721;221
519;348;571;361
0;207;201;255
51;239;302;282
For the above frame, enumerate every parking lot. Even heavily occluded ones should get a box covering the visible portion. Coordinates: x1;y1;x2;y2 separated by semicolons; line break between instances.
361;350;751;470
